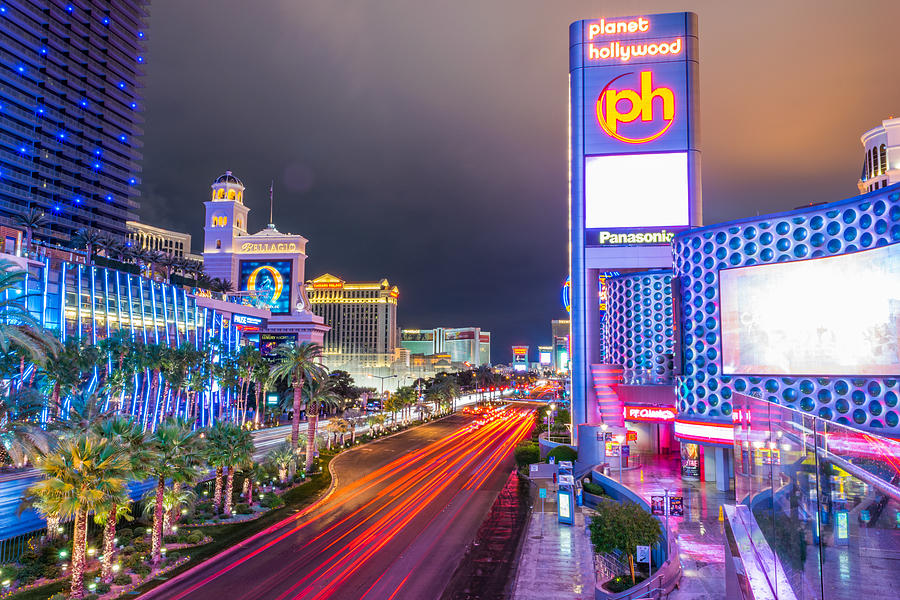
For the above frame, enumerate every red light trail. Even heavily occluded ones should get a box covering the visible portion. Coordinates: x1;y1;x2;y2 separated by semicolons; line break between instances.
155;409;535;600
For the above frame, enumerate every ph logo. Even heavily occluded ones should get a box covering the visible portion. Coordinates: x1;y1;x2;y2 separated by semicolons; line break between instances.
596;71;674;144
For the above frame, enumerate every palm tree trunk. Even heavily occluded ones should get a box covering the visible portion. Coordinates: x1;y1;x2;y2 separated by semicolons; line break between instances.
101;504;117;583
46;513;60;540
70;508;88;599
166;481;181;535
247;478;254;506
214;466;224;512
279;467;287;484
305;401;318;471
291;376;303;450
224;467;235;517
151;477;165;564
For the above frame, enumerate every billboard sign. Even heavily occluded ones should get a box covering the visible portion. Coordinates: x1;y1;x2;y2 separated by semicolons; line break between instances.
239;260;293;315
571;13;699;247
259;332;297;357
624;405;676;422
720;243;900;376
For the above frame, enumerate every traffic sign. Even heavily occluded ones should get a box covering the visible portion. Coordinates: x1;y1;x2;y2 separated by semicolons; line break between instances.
860;510;871;523
549;456;556;465
530;464;538;473
539;488;547;499
636;545;651;563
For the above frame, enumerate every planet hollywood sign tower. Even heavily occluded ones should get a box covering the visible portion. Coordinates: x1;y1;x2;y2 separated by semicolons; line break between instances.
568;13;701;439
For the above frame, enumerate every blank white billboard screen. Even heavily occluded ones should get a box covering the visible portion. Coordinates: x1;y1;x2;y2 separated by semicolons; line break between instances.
584;152;689;229
720;244;900;376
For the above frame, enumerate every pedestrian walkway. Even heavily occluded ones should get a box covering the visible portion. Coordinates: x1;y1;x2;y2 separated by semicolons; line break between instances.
512;483;595;600
616;453;730;600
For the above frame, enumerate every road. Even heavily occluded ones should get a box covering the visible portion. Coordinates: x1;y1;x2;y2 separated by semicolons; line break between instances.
141;409;534;600
0;391;508;540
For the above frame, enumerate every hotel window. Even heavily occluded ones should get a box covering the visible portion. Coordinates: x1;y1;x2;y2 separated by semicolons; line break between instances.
868;148;873;178
881;144;887;175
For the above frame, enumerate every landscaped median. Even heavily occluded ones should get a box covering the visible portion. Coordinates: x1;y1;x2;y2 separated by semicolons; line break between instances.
581;470;682;599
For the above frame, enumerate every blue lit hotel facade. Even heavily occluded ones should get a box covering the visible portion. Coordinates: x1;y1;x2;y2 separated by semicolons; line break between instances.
0;0;147;244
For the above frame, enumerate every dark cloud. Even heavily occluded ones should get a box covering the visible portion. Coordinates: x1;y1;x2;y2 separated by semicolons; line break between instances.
140;0;900;362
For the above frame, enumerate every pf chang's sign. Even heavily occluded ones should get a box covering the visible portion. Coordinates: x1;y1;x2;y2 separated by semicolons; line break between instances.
583;16;685;64
624;406;676;422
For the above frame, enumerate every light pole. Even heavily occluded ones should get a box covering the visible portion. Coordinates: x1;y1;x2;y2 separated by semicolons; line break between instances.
370;374;397;419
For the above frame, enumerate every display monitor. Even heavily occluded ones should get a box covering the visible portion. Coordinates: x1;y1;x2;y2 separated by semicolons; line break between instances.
584;152;689;229
719;244;900;376
239;260;292;315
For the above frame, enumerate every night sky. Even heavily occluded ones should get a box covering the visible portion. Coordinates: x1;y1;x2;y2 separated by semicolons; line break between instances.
139;1;900;364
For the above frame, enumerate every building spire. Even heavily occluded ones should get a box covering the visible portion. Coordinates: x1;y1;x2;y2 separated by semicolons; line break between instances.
268;180;275;228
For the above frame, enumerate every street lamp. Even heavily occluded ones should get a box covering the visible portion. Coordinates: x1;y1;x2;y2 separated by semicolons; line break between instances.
369;374;397;404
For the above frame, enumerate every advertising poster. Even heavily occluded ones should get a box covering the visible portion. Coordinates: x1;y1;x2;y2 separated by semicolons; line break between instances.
651;496;666;516
259;332;297;357
668;496;684;516
239;260;293;315
681;442;700;479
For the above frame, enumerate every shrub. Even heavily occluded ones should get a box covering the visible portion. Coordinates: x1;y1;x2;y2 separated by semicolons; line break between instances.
546;446;577;464
186;531;204;545
132;539;150;552
261;494;285;509
234;503;252;515
133;564;151;577
84;594;99;600
582;481;607;496
94;582;111;594
589;501;661;586
195;501;213;513
117;528;133;542
0;564;20;584
113;573;133;586
49;593;68;600
124;554;145;570
514;443;540;468
41;563;61;579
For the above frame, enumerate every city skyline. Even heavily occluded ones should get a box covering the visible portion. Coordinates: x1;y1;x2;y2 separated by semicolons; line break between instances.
137;0;900;358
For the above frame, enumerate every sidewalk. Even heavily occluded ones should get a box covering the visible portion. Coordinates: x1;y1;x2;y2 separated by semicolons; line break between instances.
512;483;595;600
616;453;731;600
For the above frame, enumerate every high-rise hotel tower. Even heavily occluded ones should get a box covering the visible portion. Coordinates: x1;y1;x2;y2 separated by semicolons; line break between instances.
0;1;147;245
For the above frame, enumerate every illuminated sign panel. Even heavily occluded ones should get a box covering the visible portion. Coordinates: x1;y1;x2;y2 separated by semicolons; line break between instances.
239;260;292;315
624;405;676;422
720;243;900;376
259;332;297;357
571;12;698;247
239;242;298;254
539;351;552;365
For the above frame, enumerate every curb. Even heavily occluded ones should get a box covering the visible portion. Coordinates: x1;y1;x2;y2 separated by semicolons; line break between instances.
137;414;459;599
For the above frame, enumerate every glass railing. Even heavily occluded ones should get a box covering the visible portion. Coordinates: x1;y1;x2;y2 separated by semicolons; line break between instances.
731;392;900;600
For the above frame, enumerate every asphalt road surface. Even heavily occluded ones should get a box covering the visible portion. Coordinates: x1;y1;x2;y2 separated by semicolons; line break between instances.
141;409;534;600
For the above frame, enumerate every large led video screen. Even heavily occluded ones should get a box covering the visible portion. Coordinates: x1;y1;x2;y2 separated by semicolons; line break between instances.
720;244;900;376
239;260;292;315
584;152;689;229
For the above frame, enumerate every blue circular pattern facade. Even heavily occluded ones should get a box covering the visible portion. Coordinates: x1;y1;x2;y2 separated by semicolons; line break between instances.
673;188;900;435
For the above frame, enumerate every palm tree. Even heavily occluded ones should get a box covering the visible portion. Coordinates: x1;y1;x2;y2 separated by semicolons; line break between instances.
270;342;327;460
242;462;268;505
0;389;52;467
0;260;60;366
204;421;231;513
265;442;295;484
27;434;130;599
94;234;120;259
219;424;253;516
94;492;132;582
70;228;103;263
324;418;350;449
93;417;146;583
299;377;338;469
142;485;196;535
343;408;364;444
367;413;386;436
145;418;202;564
13;207;47;257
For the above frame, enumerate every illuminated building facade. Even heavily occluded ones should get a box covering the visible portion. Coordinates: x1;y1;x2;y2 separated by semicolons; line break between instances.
569;13;701;446
512;346;529;372
858;117;900;194
0;0;146;245
2;247;264;427
399;326;491;366
671;183;900;490
306;273;399;372
551;319;570;372
126;220;201;261
200;171;328;347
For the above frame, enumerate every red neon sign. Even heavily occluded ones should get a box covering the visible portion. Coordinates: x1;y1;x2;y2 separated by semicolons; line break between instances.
624;406;676;422
597;71;674;144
